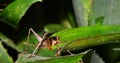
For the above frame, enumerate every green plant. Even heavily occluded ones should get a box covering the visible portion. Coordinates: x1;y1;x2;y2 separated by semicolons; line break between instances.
0;0;120;63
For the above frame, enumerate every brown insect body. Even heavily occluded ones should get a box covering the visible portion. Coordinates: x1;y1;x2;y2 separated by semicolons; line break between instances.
40;36;60;50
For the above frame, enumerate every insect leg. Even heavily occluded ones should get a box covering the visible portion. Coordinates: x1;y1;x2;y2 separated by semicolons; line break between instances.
24;28;43;52
55;45;61;56
30;42;41;57
29;31;48;57
67;49;74;55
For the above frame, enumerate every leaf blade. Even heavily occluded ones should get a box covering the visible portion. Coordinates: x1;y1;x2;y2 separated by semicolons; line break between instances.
16;53;83;63
0;0;42;27
0;41;13;63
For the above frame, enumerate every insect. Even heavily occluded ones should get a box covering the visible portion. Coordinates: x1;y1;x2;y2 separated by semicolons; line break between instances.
24;28;61;57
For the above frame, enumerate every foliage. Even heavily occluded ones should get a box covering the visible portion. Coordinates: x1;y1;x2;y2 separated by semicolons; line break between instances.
0;0;120;63
0;41;13;63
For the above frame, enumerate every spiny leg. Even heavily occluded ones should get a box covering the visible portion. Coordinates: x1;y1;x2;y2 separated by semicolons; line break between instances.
29;31;48;57
35;32;48;54
28;28;43;43
24;28;43;55
24;28;31;52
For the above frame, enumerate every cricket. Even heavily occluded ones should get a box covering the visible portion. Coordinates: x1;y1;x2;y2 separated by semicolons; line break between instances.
24;28;61;57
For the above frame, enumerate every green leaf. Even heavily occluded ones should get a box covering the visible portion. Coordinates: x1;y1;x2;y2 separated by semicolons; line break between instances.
64;33;120;52
0;0;42;28
51;26;120;52
89;0;120;25
0;41;13;63
16;53;83;63
52;26;120;42
0;32;19;51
